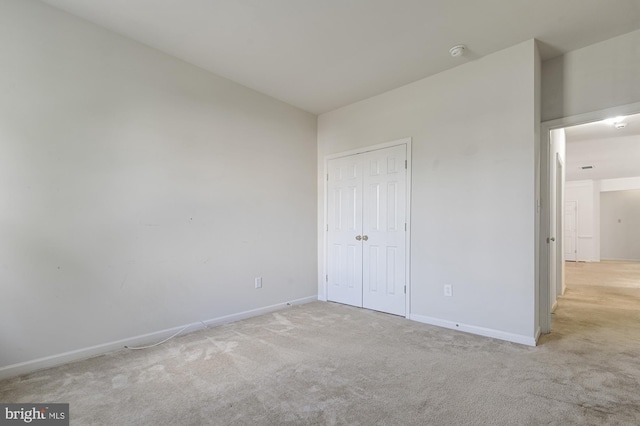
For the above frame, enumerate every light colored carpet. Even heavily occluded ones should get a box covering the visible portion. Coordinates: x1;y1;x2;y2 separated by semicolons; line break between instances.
2;262;640;425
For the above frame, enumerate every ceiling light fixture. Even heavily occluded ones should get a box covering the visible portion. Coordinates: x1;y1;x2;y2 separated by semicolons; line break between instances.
604;116;625;125
449;45;466;58
614;122;627;129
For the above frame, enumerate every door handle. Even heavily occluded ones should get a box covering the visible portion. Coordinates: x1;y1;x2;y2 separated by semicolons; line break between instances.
362;235;368;241
355;235;362;241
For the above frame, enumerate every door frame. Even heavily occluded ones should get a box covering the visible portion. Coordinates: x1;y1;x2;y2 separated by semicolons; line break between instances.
539;102;640;334
321;137;412;317
555;153;565;303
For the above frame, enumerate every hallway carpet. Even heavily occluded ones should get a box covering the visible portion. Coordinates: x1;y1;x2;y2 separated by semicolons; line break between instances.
2;262;640;425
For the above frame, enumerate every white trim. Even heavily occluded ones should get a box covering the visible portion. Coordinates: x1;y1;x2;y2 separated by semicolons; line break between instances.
556;153;566;302
324;138;411;161
542;102;640;132
600;177;640;192
566;180;595;188
410;314;537;347
551;300;558;313
405;141;412;318
322;137;412;317
0;296;316;380
601;258;640;262
539;101;640;335
534;326;541;344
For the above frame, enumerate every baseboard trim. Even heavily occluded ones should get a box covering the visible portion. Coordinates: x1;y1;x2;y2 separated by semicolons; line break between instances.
534;326;541;344
409;314;537;347
0;296;317;381
601;258;640;262
551;300;558;313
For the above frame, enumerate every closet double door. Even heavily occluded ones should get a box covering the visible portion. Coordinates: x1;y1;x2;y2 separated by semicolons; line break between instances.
327;145;407;316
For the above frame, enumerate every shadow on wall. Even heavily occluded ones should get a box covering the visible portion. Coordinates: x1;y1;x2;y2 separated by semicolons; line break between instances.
540;47;565;122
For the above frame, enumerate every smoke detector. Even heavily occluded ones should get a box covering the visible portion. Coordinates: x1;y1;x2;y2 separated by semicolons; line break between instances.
449;45;466;57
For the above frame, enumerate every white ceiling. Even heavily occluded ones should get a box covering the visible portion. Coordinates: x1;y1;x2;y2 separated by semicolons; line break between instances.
38;0;640;114
565;112;640;181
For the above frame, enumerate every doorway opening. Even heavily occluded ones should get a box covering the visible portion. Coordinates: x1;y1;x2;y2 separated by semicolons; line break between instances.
540;103;640;335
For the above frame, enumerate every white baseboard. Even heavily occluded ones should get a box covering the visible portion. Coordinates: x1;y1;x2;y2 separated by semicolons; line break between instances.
0;296;317;381
409;314;537;347
534;326;541;344
601;257;640;262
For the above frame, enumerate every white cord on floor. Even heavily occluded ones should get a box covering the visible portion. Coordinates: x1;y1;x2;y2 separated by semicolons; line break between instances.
125;321;206;350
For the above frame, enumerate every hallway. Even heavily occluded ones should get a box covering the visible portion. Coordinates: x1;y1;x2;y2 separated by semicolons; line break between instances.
545;260;640;347
565;260;640;289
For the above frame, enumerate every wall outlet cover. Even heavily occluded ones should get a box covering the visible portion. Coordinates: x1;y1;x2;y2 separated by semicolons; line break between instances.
444;284;453;297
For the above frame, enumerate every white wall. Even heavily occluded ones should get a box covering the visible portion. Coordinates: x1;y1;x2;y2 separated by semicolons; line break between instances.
0;0;317;375
318;40;540;344
563;177;640;264
601;190;640;261
542;29;640;122
564;181;599;262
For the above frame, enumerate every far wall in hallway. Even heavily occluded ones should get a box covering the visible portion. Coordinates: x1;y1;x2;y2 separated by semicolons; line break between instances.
565;179;640;262
601;189;640;261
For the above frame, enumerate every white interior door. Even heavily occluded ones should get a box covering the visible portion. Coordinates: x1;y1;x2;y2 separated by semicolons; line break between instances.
327;154;363;308
362;146;406;315
564;200;577;262
327;145;407;316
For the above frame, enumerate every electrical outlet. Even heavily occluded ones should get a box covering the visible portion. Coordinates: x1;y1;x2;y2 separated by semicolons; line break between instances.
443;284;452;297
255;277;262;289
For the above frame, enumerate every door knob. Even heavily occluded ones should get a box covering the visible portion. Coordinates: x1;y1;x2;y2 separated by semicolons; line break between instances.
355;235;362;241
547;237;556;243
362;235;368;241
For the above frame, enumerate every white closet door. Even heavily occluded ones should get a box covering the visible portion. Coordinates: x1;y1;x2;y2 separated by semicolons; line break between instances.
327;144;407;316
327;154;363;308
362;145;406;316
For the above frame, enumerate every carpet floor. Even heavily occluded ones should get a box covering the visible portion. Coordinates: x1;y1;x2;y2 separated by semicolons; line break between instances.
2;261;640;425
